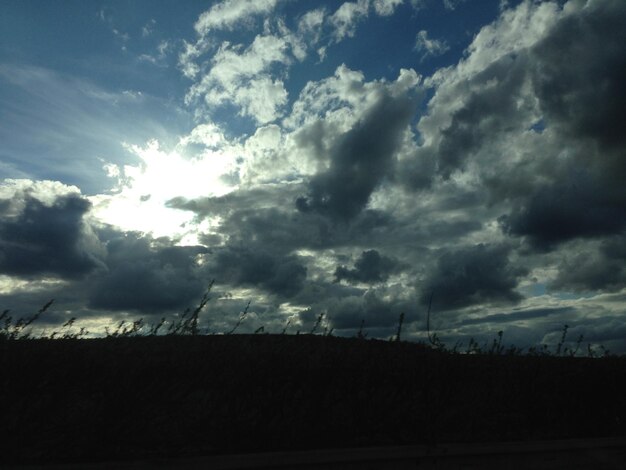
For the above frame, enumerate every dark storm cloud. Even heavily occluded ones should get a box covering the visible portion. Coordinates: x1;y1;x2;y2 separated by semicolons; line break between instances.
334;249;403;284
171;187;396;252
398;1;626;253
499;173;626;251
218;206;397;251
494;0;626;250
560;317;626;348
299;288;413;332
551;236;626;293
396;146;437;191
292;119;330;162
173;184;485;279
0;199;11;215
448;1;626;251
0;283;108;329
429;0;626;182
167;185;301;220
88;233;210;314
211;246;307;298
422;244;527;311
168;186;419;307
0;194;104;279
530;0;626;169
171;185;489;327
296;91;417;220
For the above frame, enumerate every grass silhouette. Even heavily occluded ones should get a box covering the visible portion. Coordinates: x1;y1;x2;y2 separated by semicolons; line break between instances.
1;289;625;465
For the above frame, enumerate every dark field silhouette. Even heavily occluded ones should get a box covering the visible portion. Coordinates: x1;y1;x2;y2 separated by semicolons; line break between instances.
2;334;625;466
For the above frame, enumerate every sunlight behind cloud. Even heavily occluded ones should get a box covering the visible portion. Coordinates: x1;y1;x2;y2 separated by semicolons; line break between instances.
91;139;237;243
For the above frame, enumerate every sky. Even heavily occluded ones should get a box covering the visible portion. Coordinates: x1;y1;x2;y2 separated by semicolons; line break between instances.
1;0;625;352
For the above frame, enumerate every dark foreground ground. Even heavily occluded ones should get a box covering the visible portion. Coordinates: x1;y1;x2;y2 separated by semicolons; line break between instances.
1;335;625;466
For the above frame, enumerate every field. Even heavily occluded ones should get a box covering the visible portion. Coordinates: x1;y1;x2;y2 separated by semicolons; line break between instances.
2;333;626;466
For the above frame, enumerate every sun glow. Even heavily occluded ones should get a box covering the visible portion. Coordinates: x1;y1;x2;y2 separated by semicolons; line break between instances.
90;139;237;243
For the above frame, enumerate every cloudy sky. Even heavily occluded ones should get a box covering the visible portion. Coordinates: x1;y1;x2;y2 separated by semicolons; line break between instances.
1;0;625;351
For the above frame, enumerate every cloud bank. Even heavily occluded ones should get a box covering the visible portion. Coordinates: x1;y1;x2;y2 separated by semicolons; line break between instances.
2;0;625;352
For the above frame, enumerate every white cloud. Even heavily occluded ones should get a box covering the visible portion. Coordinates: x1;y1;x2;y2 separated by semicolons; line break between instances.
179;40;206;79
298;8;326;37
293;8;326;59
178;122;227;149
285;64;420;138
231;75;288;124
239;124;288;183
456;0;560;78
414;30;449;60
194;0;279;35
0;179;81;212
210;34;289;85
284;64;369;130
181;0;405;123
157;41;170;56
329;0;370;41
180;0;281;80
373;0;404;16
185;33;290;124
